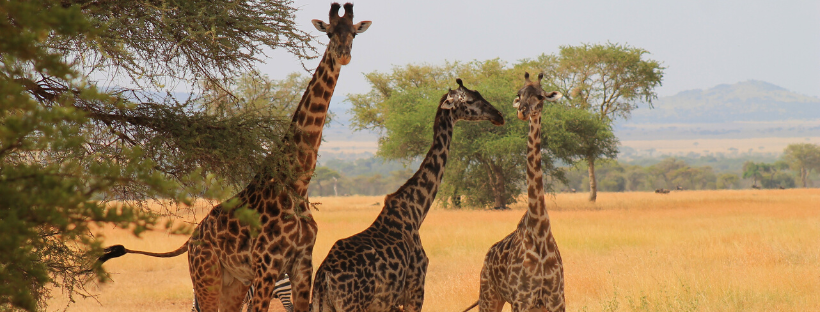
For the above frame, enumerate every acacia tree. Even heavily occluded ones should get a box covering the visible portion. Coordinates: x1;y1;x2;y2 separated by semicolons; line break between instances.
532;43;664;201
742;161;763;188
349;60;523;208
17;0;316;198
1;0;314;310
348;59;615;209
783;143;820;188
311;166;341;196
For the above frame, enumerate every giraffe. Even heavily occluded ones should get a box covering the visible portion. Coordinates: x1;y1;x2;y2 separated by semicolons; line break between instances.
464;72;564;312
97;3;371;312
310;79;505;312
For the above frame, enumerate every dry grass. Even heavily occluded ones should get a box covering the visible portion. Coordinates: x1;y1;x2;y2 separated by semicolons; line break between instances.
48;189;820;311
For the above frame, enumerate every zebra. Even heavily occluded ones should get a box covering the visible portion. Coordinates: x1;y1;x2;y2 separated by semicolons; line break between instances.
191;274;292;312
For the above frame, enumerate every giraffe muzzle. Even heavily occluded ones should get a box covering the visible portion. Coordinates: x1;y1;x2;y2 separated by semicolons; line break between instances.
517;109;529;121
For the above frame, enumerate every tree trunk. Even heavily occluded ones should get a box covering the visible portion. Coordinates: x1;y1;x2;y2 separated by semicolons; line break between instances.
587;156;597;202
333;177;338;196
802;167;808;188
491;163;507;209
482;159;506;209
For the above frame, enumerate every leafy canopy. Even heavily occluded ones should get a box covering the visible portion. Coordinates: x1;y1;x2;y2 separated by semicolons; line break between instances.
348;59;616;208
1;0;315;310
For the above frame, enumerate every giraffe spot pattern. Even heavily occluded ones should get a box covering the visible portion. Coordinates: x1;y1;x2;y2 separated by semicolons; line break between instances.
477;77;565;312
311;86;504;312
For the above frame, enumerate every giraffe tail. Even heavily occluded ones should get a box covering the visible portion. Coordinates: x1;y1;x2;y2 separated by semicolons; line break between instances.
97;240;189;263
460;300;478;312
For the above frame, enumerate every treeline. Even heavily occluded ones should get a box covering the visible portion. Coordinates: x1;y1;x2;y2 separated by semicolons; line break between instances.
559;158;798;192
308;157;419;196
310;145;820;197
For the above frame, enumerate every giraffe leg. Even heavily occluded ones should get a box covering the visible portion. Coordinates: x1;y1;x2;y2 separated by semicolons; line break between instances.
249;275;276;312
250;253;282;312
479;293;505;312
402;256;428;312
311;265;336;312
189;246;222;312
219;272;249;312
478;269;504;312
290;250;314;312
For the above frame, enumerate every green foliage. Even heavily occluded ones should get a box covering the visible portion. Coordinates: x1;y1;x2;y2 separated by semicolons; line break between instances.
560;155;808;192
309;159;419;197
317;153;814;196
531;43;665;120
348;59;616;208
10;0;316;202
322;157;421;177
716;173;740;189
742;161;763;187
312;166;341;196
541;104;619;167
1;0;314;310
782;143;820;187
751;160;795;189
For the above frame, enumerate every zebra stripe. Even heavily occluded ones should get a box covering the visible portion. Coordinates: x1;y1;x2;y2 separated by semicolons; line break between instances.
191;275;291;312
271;276;293;312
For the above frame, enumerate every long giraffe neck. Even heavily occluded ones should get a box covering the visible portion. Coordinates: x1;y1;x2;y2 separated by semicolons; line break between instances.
288;49;340;196
378;108;454;230
250;49;340;198
525;114;549;223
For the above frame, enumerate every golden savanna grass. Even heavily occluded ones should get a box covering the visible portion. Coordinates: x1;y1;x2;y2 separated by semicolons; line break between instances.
49;189;820;311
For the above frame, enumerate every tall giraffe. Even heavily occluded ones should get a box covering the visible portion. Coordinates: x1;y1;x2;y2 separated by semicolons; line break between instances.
310;79;504;312
97;3;371;312
464;72;564;312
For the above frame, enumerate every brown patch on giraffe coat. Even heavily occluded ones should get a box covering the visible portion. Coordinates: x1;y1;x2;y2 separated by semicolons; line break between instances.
312;83;324;98
309;102;327;113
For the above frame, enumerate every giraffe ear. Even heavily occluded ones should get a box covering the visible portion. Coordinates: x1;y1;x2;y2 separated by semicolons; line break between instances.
441;94;455;110
312;20;329;32
354;21;372;33
542;91;563;102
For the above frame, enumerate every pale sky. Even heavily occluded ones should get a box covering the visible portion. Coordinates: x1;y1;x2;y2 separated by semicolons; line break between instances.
257;0;820;99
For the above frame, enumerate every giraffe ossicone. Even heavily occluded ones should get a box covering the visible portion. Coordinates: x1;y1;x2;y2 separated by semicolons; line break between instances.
96;3;371;312
311;79;503;312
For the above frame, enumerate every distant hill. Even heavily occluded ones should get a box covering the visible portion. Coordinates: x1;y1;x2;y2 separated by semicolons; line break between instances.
629;80;820;124
317;81;820;160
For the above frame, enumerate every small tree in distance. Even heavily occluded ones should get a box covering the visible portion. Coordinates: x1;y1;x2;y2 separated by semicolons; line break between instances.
312;166;342;196
782;143;820;188
742;161;763;188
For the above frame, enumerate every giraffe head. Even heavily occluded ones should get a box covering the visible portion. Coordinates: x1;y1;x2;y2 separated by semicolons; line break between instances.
512;72;562;121
312;3;372;65
440;79;505;126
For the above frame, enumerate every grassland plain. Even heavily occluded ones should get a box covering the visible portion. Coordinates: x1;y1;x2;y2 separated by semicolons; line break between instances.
48;189;820;311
